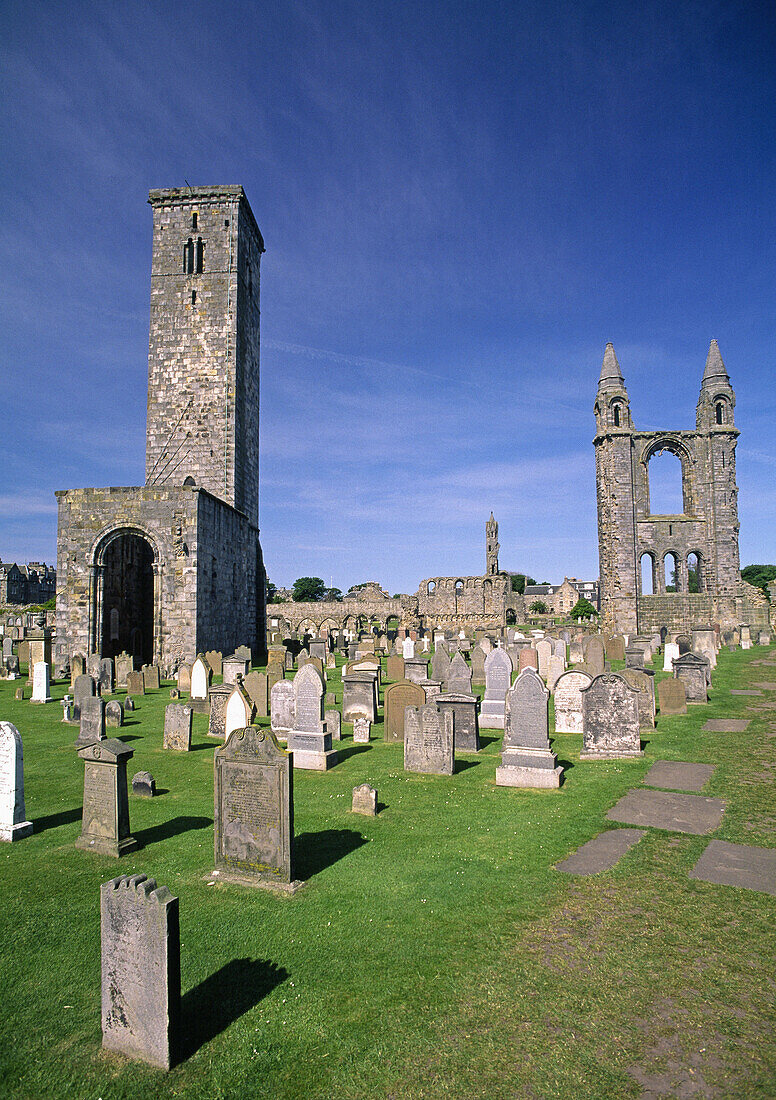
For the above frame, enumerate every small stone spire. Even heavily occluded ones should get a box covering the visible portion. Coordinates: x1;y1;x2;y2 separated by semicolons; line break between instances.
701;339;730;386
598;342;625;390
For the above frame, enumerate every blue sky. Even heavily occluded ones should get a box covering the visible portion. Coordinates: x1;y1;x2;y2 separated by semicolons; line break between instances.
1;0;774;593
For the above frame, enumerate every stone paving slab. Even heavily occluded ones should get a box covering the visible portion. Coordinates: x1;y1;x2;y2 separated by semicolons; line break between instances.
702;719;751;733
689;840;776;896
642;761;715;792
556;829;645;874
752;682;776;690
606;789;726;835
730;689;762;696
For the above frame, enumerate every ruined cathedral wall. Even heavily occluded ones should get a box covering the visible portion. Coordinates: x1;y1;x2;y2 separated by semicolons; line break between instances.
416;575;510;623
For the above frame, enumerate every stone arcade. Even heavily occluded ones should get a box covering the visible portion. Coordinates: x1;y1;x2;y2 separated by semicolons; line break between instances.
55;187;267;675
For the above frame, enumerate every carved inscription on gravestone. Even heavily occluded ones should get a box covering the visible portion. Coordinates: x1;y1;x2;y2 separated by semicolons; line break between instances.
404;705;454;775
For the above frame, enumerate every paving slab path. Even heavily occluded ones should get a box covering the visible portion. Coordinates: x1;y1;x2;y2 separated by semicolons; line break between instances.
690;840;776;896
555;829;645;874
642;761;715;792
703;719;751;732
607;789;726;835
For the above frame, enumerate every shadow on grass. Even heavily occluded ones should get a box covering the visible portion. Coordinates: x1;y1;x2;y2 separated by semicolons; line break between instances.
179;958;289;1061
454;759;479;773
118;734;143;742
135;815;212;848
556;758;576;774
336;743;372;761
294;828;368;879
478;733;502;750
190;741;216;751
121;718;141;726
32;807;82;833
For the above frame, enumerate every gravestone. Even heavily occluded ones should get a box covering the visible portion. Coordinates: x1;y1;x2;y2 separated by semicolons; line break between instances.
605;635;626;661
384;680;426;743
205;650;223;677
73;673;96;721
621;668;656;728
518;647;539;673
657;677;687;715
325;709;341;741
234;644;252;663
471;645;486;686
740;625;751;650
31;662;53;703
288;664;338;770
569;639;585;664
176;664;192;694
125;697;135;712
296;647;309;668
548;654;565;690
87;652;102;682
663;642;680;672
625;646;644;669
402;637;415;659
76;739;137;856
676;633;692;655
101;874;180;1070
419;678;442;700
536;639;553;681
207;684;232;740
430;648;451;684
352;783;377;816
404;705;454;775
435;692;480;752
169;688;180;700
692;626;717;670
758;631;771;646
352;716;371;743
672;652;709;703
270;680;295;739
480;648;513;730
190;656;211;701
342;673;377;723
309;639;326;662
403;658;429;685
580;674;642;758
0;723;33;841
445;652;472;694
496;667;562;787
115;653;133;690
142;664;160;691
214;726;296;887
222;654;249;686
385;654;405;682
78;696;106;747
126;671;145;696
132;772;156;797
552;669;592;733
98;658;115;695
163;704;192;751
244;671;269;718
585;637;605;677
105;700;124;729
225;683;255;740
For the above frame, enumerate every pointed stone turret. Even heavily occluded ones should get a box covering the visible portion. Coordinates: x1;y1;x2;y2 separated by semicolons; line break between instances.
697;340;735;429
595;343;631;433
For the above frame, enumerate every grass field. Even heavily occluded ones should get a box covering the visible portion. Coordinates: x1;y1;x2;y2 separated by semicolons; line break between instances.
1;645;775;1099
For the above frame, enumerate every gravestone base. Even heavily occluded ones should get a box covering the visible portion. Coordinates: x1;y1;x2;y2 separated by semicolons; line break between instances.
208;868;305;895
479;704;506;730
290;746;339;771
579;747;643;760
496;748;563;788
76;832;138;858
189;698;210;715
29;694;53;705
0;819;33;842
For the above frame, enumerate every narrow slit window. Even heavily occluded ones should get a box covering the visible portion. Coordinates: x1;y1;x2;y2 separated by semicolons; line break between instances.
716;402;724;425
613;404;620;427
191;290;197;305
195;237;204;274
183;238;194;274
192;212;198;230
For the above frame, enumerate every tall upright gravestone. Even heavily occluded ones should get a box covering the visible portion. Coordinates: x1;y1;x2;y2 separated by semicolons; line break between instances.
214;726;297;889
101;874;180;1070
480;648;513;730
76;739;137;856
383;679;426;742
496;667;562;788
288;663;337;770
0;723;33;841
580;674;642;759
404;705;454;775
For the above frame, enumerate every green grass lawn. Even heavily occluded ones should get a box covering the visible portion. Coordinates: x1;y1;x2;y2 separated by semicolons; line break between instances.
1;646;775;1098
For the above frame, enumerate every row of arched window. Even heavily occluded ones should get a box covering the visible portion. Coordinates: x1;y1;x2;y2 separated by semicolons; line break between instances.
183;237;205;275
640;551;703;595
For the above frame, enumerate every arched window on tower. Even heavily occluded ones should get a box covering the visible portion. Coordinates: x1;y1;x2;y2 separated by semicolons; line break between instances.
664;552;679;592
716;402;724;425
640;553;655;595
183;238;194;274
687;552;702;592
195;237;205;274
613;403;621;427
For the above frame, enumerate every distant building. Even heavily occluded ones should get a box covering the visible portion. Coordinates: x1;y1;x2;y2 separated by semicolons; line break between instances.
0;559;56;605
524;577;599;616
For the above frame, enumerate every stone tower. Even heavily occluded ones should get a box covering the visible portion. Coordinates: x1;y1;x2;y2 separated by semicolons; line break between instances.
145;187;263;525
594;341;767;637
485;513;500;576
55;187;267;673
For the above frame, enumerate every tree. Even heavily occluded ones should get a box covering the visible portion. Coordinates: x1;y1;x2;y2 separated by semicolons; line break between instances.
741;564;776;598
292;576;325;602
511;574;525;594
323;587;343;602
529;600;549;614
265;579;278;603
570;597;598;621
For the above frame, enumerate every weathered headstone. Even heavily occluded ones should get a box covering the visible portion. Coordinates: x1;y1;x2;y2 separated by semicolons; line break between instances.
548;654;565;690
471;645;486;686
352;716;371;743
584;637;605;677
404;705;454;775
351;783;377;816
205;650;223;677
384;679;426;742
105;700;124;729
480;648;513;730
225;683;255;740
126;671;145;696
31;661;53;703
445;652;472;694
325;709;341;741
658;678;687;716
115;653;133;690
101;874;180;1070
76;739;137;856
288;664;337;770
0;723;33;841
518;647;539;673
740;625;751;650
222;654;249;686
131;771;156;798
163;704;193;751
536;639;553;681
125;696;135;712
435;692;480;752
385;654;405;682
214;726;295;887
270;680;295;739
663;642;680;672
497;667;562;787
342;673;378;722
98;658;115;695
78;696;106;747
73;673;96;721
142;664;160;692
402;637;415;659
625;646;645;669
403;657;429;685
430;648;452;684
621;667;656;728
605;635;626;661
672;652;709;703
552;669;592;733
580;674;642;759
206;684;232;740
176;663;192;694
190;655;211;701
244;670;269;717
692;626;717;670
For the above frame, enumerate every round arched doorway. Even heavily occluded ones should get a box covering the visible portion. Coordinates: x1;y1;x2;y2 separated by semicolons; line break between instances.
97;530;156;666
